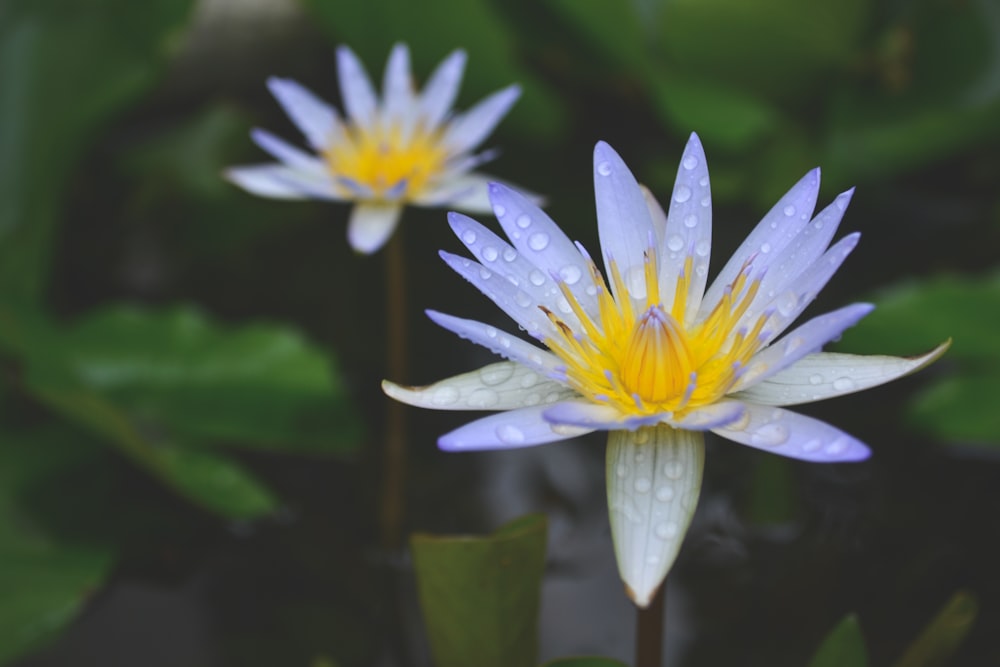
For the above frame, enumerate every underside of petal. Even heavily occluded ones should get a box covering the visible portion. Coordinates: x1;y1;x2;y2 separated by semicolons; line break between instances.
347;203;403;254
607;426;704;608
438;405;594;451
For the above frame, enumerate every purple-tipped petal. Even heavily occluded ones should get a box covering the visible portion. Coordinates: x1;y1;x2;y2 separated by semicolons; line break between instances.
712;403;871;462
347;203;402;254
336;45;378;128
439;405;594;451
425;310;562;377
443;84;521;154
419;49;467;128
665;399;745;431
266;77;342;151
543;400;665;431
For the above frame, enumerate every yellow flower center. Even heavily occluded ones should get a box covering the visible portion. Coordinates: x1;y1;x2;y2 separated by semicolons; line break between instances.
323;120;449;201
543;248;771;417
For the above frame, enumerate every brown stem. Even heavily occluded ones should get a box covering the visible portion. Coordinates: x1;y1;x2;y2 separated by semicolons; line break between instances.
379;228;408;550
636;583;666;667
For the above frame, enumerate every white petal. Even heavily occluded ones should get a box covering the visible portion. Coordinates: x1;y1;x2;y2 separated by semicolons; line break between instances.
381;43;414;126
443;84;521;154
640;184;667;244
382;361;576;411
732;342;951;406
593;141;656;305
266;77;342;151
425;310;563;377
224;164;341;201
412;174;494;211
419;49;467;129
712;403;870;462
336;45;378;127
607;426;704;608
438;405;594;451
543;400;665;431
347;203;402;254
659;133;712;323
701;168;820;319
733;303;875;391
250;128;327;173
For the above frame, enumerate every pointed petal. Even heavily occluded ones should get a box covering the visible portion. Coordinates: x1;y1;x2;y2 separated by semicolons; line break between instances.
419;49;467;128
659;133;712;323
224;164;342;201
701;168;820;319
250;128;327;173
607;426;704;608
336;45;378;128
382;361;576;411
640;184;667;244
593;141;656;304
439;405;594;451
412;174;494;211
732;342;951;406
443;84;521;154
381;43;414;125
712;403;870;462
347;203;402;254
267;77;342;151
425;310;563;377
543;400;665;431
734;303;875;391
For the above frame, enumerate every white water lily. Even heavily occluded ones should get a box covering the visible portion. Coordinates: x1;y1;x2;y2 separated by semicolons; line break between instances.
383;135;948;607
225;43;521;254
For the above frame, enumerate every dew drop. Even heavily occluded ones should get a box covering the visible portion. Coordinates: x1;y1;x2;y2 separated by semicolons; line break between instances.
560;265;583;285
515;290;532;308
701;196;710;207
663;461;684;479
516;214;531;229
667;234;685;252
776;291;798;317
673;185;692;203
529;270;546;286
616;463;629;478
495;424;525;444
528;232;550;251
467;388;499;408
557;297;573;314
656;486;674;502
750;423;789;447
479;364;515;386
634;477;652;494
544;391;563;403
770;221;778;229
479;267;492;280
825;438;848;456
783;205;796;217
760;242;771;254
485;326;498;338
519;372;539;388
461;229;477;244
684;214;699;228
586;285;598;296
522;393;542;406
493;204;507;218
682;155;698;170
655;522;679;539
699;176;709;187
597;161;612;176
635;430;650;445
802;439;822;452
482;246;499;262
625;266;647;299
833;377;856;391
502;247;517;262
695;265;708;277
808;373;823;385
695;240;711;257
430;386;460;406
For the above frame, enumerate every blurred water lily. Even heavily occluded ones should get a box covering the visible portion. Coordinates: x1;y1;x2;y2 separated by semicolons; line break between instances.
383;135;948;607
226;43;521;254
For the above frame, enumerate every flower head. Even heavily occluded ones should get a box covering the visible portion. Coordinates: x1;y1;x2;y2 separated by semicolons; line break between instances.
383;135;948;606
226;43;521;254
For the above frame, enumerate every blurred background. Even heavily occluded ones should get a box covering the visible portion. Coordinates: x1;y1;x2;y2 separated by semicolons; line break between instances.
2;0;999;665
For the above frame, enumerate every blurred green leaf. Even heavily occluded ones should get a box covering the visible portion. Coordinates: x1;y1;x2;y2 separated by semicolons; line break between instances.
809;614;868;667
0;428;114;664
411;514;548;667
747;456;798;526
542;0;653;77
0;0;194;302
541;659;629;667
893;590;978;667
300;0;564;138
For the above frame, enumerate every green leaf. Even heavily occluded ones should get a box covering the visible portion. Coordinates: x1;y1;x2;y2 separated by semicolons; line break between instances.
411;514;548;667
809;614;868;667
300;0;563;138
893;591;978;667
541;659;630;667
0;428;115;664
0;0;194;303
908;373;1000;445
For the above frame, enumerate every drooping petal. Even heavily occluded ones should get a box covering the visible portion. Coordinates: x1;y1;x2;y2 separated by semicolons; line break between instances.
224;164;342;201
607;426;704;608
250;128;329;173
733;303;875;391
543;400;665;431
438;405;594;451
443;84;521;154
336;45;378;128
266;77;342;151
712;403;870;462
382;361;577;411
732;342;951;406
593;141;656;304
419;49;467;129
700;168;821;319
659;133;712;322
425;310;564;377
347;202;403;254
381;43;414;127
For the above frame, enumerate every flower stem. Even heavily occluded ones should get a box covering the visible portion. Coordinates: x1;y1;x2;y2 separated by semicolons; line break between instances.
380;229;408;549
636;584;666;667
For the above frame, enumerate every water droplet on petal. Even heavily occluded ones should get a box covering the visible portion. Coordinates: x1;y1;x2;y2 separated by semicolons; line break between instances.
802;439;822;452
695;240;711;257
430;386;460;406
502;247;517;262
750;423;789;447
783;205;796;217
695;265;708;276
776;291;798;317
493;204;507;218
516;214;531;229
683;155;698;170
634;477;652;493
560;265;582;285
808;373;823;385
667;234;685;252
528;232;550;251
616;463;629;478
529;270;546;286
597;161;612;176
635;430;650;445
684;214;699;228
673;185;692;203
699;176;709;187
701;197;711;208
833;377;856;391
656;486;674;501
825;438;848;456
625;266;647;299
467;388;499;408
655;521;679;539
495;423;525;444
522;393;542;406
479;364;515;386
485;326;498;338
482;246;499;262
461;229;477;244
515;290;532;308
663;461;684;479
519;372;539;388
760;242;771;254
557;297;572;314
586;285;598;296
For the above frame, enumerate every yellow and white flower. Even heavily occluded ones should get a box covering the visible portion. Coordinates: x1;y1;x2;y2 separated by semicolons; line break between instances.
384;135;948;606
226;44;520;254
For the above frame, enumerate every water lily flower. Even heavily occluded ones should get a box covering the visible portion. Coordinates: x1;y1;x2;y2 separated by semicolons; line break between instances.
225;43;521;254
383;135;948;607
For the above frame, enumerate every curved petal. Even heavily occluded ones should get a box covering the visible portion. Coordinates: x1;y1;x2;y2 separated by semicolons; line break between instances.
250;128;327;173
712;403;870;462
381;43;414;127
733;302;875;391
443;84;521;154
419;49;467;128
438;405;594;451
347;203;402;254
382;361;577;411
543;400;665;431
336;45;378;128
593;141;656;304
224;164;342;201
732;341;951;406
412;174;494;211
659;133;712;323
665;399;745;431
267;77;342;151
607;426;704;608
